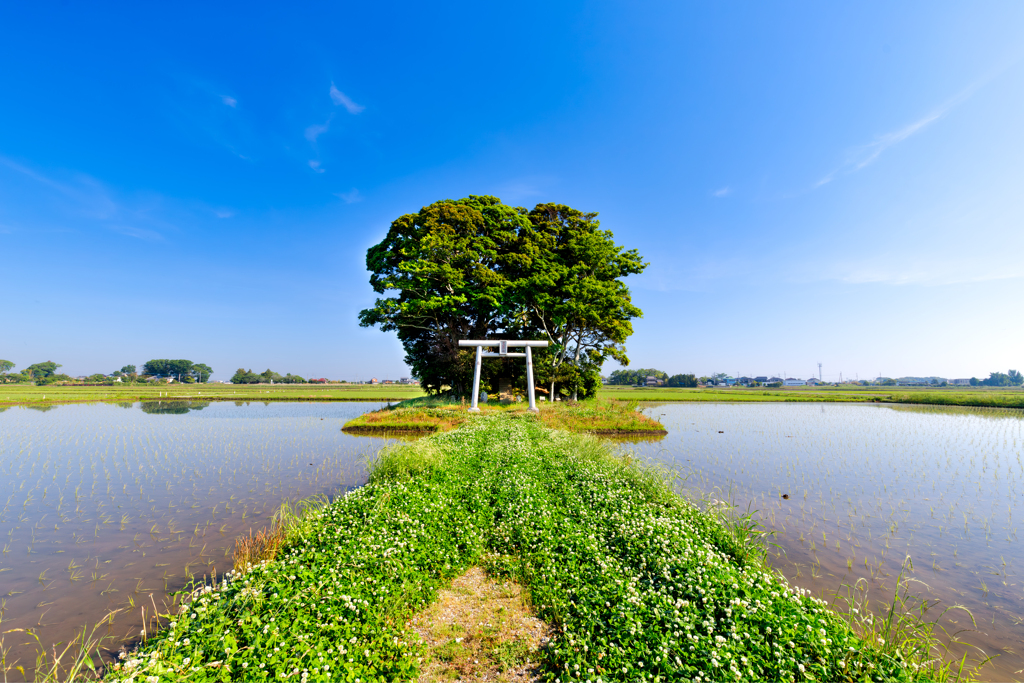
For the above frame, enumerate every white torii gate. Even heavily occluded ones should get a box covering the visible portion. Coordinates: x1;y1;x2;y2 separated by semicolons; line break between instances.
458;339;549;413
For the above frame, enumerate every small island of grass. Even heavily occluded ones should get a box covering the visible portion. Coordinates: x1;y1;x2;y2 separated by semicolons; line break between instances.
341;397;668;438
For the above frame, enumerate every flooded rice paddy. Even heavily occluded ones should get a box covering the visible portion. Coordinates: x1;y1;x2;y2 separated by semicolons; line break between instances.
3;399;1023;680
633;402;1024;681
0;401;394;677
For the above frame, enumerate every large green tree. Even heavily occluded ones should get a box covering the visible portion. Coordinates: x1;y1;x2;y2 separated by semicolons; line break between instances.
25;361;61;378
143;359;211;382
359;196;530;395
517;204;647;399
359;196;646;398
0;360;14;374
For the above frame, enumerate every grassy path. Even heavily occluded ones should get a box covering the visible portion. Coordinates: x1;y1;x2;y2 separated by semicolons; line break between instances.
107;415;937;682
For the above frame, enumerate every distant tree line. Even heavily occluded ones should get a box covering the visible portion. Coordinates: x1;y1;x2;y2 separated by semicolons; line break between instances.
230;368;307;384
606;368;698;388
969;370;1023;387
606;369;667;385
141;359;213;383
0;360;72;385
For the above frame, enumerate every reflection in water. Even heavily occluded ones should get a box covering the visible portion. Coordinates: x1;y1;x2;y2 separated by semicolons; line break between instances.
138;400;211;415
0;401;395;678
627;402;1024;681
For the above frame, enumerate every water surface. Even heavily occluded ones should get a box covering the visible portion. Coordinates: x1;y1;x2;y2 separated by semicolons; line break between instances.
0;401;393;676
631;402;1024;681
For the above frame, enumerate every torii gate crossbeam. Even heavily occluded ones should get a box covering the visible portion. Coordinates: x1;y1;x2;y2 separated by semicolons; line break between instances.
458;340;549;413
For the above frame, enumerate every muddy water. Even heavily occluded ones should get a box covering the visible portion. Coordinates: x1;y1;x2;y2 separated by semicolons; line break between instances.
629;402;1024;681
0;401;393;678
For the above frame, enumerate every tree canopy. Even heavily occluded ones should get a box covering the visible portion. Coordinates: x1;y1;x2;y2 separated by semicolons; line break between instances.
980;370;1023;387
667;373;698;388
230;368;307;384
25;361;61;378
359;196;647;398
142;359;212;383
0;360;13;374
607;368;668;386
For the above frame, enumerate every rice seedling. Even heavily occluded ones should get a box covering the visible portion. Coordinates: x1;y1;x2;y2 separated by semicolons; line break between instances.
0;400;395;679
628;401;1024;679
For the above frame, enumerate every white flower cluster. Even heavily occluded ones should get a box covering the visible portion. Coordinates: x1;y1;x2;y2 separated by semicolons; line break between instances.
105;415;906;683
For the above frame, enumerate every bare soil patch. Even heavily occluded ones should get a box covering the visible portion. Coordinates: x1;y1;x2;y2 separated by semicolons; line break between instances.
408;566;552;682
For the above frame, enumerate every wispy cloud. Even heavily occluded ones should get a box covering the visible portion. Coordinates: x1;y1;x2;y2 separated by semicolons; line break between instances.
214;209;235;219
1;156;179;240
712;186;731;198
815;80;983;188
304;118;332;143
330;83;365;114
492;177;558;204
221;95;237;108
334;188;362;203
111;225;163;241
308;160;325;173
824;258;1023;286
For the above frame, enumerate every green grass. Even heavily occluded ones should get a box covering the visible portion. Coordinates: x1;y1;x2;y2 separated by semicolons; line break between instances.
0;383;425;407
342;397;470;434
599;384;1024;409
342;397;666;437
106;415;962;682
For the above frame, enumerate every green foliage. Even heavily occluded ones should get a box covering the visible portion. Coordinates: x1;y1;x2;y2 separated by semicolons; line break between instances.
667;373;698;388
230;368;306;384
142;359;212;382
520;203;647;399
359;196;646;399
0;359;14;374
607;368;667;385
25;361;61;378
368;440;445;483
119;364;137;375
111;416;940;683
980;371;1020;387
35;373;73;385
192;363;213;383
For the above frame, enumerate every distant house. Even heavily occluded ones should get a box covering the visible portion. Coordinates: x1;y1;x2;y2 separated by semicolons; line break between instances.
783;378;803;386
755;376;768;384
949;378;971;386
645;376;664;387
370;378;379;384
768;377;783;384
805;378;821;386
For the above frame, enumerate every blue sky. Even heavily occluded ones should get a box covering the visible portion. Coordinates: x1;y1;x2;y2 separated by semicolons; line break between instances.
1;2;1022;381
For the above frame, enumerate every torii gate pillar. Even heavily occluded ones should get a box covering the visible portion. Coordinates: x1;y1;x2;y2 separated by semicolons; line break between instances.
458;340;549;413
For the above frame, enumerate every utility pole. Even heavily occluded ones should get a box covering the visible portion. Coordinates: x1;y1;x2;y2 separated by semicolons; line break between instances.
818;362;822;381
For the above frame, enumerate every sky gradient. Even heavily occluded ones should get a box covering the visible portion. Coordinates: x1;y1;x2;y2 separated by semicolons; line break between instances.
1;2;1022;382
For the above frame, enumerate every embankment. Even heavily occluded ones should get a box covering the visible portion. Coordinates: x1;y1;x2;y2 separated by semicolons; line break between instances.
107;415;935;682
